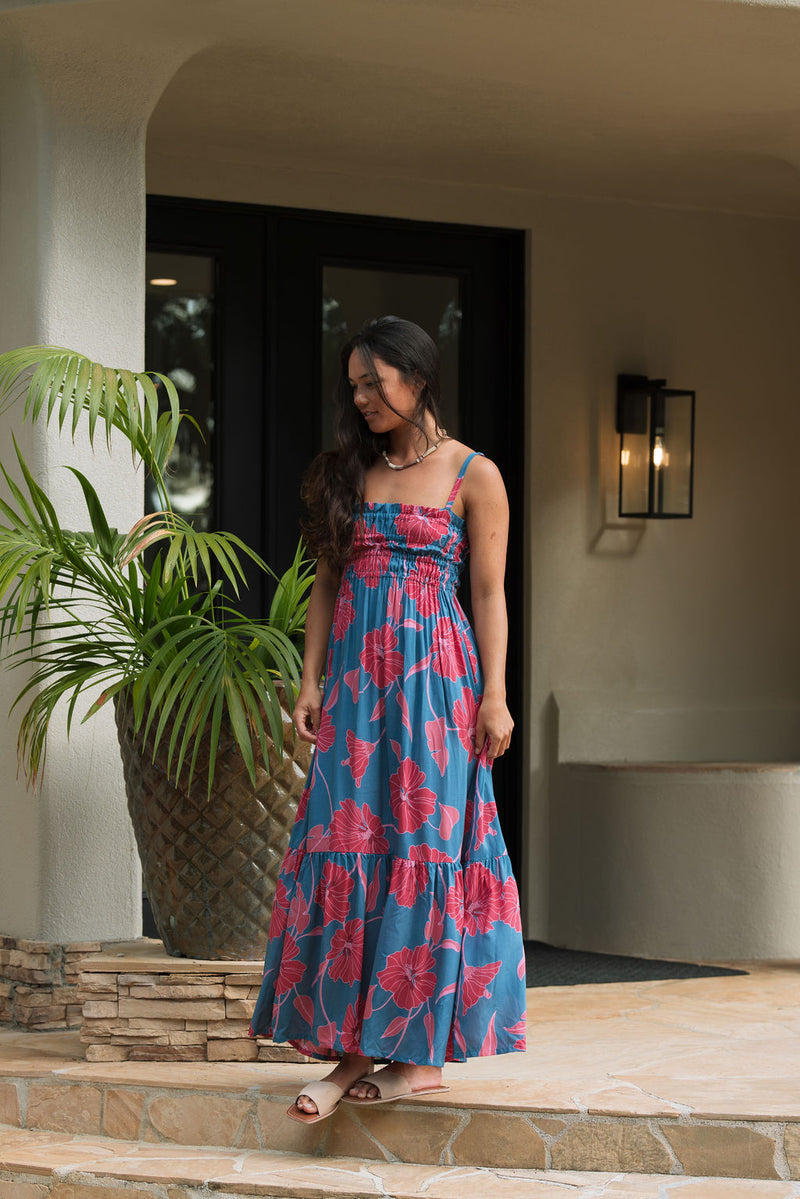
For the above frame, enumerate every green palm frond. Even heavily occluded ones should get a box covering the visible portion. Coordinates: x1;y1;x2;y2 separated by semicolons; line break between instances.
268;539;315;646
0;346;184;501
118;510;272;596
127;605;301;796
0;445;139;638
9;620;141;785
0;344;314;795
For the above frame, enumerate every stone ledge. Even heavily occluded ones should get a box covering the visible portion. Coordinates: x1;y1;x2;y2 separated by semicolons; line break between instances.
1;1088;799;1180
0;935;105;1031
7;1126;798;1199
77;942;304;1064
78;940;268;973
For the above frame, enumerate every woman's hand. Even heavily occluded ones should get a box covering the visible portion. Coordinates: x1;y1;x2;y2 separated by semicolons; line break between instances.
475;694;514;761
293;683;323;744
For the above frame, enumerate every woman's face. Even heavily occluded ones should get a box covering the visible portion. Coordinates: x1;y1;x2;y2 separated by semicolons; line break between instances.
348;349;420;435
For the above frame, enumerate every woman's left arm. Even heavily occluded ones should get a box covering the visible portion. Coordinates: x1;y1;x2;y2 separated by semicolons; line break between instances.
463;456;514;760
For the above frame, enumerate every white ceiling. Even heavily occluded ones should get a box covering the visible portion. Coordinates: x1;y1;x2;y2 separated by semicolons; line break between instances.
11;0;800;217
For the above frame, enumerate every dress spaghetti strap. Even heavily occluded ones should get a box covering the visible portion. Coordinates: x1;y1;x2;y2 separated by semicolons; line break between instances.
444;451;483;510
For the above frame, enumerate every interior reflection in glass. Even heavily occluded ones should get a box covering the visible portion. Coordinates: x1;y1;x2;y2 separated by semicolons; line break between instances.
145;252;215;530
321;267;461;451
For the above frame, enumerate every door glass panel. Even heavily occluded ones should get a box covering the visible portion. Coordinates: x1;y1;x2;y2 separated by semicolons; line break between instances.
145;252;215;530
321;266;461;450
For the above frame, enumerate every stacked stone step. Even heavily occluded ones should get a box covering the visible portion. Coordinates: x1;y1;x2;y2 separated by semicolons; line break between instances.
78;947;305;1063
4;1128;797;1198
0;935;103;1029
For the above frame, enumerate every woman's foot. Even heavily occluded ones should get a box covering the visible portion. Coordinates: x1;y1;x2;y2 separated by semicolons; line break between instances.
292;1053;373;1118
346;1060;443;1101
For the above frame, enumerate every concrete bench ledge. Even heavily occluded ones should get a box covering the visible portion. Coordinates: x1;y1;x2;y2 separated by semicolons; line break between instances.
563;760;800;773
551;758;800;959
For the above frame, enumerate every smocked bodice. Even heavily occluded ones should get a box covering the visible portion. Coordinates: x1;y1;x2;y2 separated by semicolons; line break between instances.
345;502;468;591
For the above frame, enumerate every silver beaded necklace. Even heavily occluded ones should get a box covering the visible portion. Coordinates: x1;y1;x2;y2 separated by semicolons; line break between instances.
381;436;447;471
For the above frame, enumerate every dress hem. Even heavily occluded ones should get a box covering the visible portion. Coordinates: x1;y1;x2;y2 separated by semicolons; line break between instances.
248;1031;527;1068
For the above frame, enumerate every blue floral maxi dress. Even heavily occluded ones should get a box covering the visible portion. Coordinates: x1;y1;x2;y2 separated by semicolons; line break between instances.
250;453;527;1065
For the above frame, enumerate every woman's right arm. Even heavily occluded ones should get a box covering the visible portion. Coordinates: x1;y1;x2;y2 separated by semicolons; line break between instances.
292;558;341;743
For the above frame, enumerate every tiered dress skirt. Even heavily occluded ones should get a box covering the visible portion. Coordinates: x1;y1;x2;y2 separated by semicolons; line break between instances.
250;487;527;1066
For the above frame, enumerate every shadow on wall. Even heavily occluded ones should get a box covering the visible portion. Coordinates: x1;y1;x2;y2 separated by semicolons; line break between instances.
586;380;645;556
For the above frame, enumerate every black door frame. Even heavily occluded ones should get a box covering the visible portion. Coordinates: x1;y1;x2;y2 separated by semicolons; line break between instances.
147;195;525;877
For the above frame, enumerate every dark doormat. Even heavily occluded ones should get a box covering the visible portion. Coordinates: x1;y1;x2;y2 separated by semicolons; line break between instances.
524;940;748;987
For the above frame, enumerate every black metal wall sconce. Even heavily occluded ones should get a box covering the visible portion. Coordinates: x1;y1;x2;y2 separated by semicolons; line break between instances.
616;374;695;518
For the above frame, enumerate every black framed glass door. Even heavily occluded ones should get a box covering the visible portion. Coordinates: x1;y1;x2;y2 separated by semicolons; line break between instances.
146;196;525;875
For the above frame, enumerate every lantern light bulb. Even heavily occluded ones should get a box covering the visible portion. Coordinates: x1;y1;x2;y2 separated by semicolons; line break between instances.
653;435;665;468
620;448;630;467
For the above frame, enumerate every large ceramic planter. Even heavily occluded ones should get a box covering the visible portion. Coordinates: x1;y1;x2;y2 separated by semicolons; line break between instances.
115;695;312;960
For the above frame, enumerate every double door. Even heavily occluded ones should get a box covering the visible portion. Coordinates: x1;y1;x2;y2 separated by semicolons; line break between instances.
146;197;524;873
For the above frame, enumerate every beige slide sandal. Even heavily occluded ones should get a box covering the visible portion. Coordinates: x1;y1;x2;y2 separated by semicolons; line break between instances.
287;1078;348;1124
341;1065;449;1106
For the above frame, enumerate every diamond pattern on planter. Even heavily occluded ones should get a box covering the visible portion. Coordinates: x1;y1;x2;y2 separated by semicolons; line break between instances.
115;697;312;960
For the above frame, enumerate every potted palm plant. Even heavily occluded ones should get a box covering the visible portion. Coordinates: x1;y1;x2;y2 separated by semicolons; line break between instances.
0;346;315;959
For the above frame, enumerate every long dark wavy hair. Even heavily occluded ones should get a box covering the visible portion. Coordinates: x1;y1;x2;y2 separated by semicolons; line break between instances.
302;316;445;568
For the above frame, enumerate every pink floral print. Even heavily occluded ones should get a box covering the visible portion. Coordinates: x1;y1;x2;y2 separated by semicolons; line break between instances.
360;623;404;687
389;759;437;833
378;944;437;1008
250;453;526;1066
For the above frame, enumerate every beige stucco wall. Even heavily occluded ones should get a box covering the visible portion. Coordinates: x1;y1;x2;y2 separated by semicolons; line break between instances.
0;16;200;942
147;149;800;951
0;39;143;941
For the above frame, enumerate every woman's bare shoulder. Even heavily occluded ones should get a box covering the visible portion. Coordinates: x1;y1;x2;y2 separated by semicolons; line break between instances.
460;451;507;510
452;446;503;484
441;441;497;472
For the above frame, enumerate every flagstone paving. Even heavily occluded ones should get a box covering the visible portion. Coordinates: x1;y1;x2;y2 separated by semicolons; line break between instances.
0;960;799;1189
3;1128;800;1197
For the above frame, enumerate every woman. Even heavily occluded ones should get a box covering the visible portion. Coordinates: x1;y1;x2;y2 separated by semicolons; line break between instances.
250;316;526;1122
